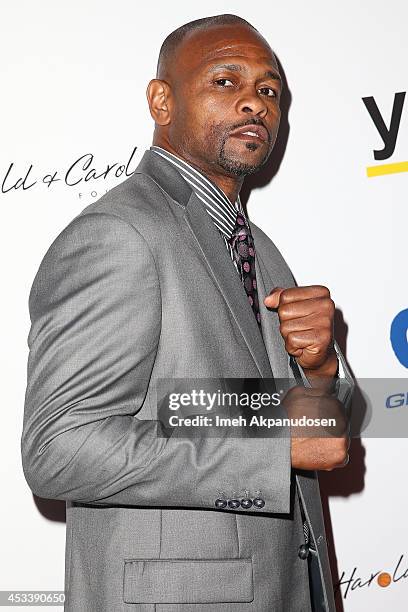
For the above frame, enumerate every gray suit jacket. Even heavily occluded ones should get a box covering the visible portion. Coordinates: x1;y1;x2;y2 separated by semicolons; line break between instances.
22;150;353;611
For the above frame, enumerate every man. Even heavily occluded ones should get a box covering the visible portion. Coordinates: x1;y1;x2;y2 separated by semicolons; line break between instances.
22;14;353;612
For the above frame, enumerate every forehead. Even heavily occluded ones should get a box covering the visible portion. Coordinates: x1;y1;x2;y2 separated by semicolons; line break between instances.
176;24;278;75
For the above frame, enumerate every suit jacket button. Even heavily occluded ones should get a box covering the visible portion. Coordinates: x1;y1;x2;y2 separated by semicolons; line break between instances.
253;497;265;508
241;498;253;509
228;499;240;509
214;498;227;509
298;544;310;560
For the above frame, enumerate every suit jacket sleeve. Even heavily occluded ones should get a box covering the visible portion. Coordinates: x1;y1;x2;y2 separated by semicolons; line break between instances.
21;212;291;513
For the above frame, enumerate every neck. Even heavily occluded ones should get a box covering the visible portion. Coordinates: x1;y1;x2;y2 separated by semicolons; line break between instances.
152;139;243;204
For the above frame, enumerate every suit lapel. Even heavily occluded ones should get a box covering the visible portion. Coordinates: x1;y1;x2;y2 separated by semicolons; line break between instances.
184;191;273;378
134;150;273;378
254;247;290;378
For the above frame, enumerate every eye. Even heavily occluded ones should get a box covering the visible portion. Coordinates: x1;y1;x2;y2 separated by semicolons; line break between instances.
258;86;277;98
214;78;234;87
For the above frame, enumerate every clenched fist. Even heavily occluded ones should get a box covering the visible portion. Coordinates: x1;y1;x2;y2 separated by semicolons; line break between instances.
264;285;338;378
265;285;349;470
282;385;350;471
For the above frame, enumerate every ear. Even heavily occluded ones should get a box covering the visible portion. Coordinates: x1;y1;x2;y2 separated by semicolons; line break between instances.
146;79;172;126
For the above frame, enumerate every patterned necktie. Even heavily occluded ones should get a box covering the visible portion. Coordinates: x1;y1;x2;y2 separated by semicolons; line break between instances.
228;213;262;331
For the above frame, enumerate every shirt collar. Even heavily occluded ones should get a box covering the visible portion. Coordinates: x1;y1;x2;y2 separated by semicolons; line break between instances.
150;146;245;239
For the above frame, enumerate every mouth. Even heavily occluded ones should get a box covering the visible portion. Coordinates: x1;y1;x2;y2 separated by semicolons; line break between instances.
228;123;269;144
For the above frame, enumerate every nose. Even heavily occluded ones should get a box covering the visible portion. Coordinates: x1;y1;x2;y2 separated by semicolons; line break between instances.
236;87;268;118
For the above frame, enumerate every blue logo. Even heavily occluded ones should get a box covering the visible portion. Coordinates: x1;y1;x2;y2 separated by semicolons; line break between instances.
390;309;408;368
385;393;408;408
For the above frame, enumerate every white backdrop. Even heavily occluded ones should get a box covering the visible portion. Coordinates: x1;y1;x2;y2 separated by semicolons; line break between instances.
1;1;407;610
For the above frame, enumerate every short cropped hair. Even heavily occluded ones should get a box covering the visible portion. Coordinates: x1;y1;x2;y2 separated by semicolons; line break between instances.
156;14;259;78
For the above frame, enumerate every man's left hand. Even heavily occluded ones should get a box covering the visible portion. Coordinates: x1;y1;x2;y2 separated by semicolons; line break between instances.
264;285;338;377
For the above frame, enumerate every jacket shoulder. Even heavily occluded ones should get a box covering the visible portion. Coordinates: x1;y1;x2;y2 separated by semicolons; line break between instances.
76;172;173;230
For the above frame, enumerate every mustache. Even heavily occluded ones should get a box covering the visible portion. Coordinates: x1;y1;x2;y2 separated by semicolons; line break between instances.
226;118;270;142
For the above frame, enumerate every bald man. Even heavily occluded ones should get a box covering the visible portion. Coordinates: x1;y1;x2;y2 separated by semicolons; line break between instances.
22;14;353;612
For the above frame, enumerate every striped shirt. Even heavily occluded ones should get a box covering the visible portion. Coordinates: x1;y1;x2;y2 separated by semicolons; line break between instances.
150;145;248;277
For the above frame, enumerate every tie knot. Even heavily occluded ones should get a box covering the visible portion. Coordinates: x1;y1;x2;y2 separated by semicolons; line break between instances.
236;213;246;227
228;213;251;243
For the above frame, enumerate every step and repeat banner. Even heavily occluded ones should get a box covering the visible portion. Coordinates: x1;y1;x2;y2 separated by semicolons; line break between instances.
1;1;407;610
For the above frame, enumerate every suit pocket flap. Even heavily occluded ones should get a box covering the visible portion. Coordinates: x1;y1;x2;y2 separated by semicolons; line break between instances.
123;558;254;603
